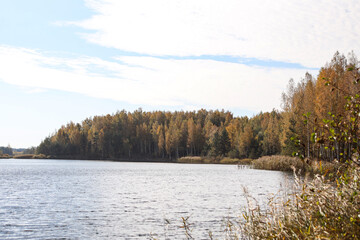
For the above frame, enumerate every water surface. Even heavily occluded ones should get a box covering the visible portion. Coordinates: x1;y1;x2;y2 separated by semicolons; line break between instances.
0;159;292;239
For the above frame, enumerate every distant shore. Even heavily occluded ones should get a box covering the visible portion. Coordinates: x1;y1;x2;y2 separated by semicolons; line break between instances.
4;154;338;176
6;154;251;164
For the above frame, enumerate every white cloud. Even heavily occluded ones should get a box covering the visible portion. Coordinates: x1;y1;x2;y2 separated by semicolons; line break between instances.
23;87;47;94
0;46;316;113
69;0;360;68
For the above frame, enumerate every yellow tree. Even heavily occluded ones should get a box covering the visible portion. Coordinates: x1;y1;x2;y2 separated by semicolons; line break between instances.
187;118;196;155
239;124;255;158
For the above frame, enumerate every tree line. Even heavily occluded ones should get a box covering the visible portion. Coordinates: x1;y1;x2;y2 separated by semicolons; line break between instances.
281;51;360;162
37;108;282;160
0;146;13;156
37;52;360;162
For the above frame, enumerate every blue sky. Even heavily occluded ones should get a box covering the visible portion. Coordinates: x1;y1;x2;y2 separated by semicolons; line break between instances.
0;0;359;148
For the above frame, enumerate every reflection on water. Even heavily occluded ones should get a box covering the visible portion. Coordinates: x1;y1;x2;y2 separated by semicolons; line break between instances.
0;159;293;239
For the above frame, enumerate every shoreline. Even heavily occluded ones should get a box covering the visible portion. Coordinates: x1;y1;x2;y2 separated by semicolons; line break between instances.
7;154;252;165
5;154;337;175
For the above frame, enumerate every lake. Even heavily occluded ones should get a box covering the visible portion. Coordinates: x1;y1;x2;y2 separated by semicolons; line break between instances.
0;159;293;239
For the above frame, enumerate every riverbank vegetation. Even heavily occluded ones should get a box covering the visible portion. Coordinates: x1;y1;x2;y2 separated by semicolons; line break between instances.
237;163;360;239
0;146;13;158
0;146;37;159
12;154;48;159
251;155;305;172
177;156;253;165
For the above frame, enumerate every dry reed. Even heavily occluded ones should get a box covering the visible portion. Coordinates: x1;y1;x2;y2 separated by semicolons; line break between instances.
252;155;306;172
238;164;360;239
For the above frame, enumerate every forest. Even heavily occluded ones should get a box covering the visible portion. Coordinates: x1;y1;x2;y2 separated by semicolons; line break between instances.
36;52;360;162
0;146;13;156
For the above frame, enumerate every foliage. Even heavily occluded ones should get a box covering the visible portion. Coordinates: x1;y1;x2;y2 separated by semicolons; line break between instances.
23;147;36;154
312;65;360;163
0;146;13;156
282;52;360;163
237;52;360;239
37;109;283;160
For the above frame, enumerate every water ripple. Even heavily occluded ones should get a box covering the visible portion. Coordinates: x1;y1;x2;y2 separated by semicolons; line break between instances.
0;159;293;239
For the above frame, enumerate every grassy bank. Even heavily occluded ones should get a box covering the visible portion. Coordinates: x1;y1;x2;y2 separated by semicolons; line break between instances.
7;153;337;176
251;155;306;172
12;154;48;159
177;155;336;175
251;155;340;176
177;156;253;165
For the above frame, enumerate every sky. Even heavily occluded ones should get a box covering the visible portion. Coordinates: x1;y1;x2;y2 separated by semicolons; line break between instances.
0;0;359;148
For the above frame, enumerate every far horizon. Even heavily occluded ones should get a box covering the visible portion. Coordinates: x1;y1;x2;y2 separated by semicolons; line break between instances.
1;0;359;147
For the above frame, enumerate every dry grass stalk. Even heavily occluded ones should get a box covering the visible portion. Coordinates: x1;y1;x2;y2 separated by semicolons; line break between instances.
239;164;360;239
252;155;306;172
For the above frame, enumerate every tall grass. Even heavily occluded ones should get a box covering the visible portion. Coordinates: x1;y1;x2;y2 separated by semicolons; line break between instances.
12;154;48;159
0;154;11;159
239;164;360;239
177;156;251;165
252;155;306;172
177;156;207;164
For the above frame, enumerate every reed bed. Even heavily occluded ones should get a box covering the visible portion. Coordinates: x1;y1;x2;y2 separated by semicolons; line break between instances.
12;154;48;159
177;156;252;165
177;156;206;164
251;155;306;172
237;158;254;165
238;164;360;239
